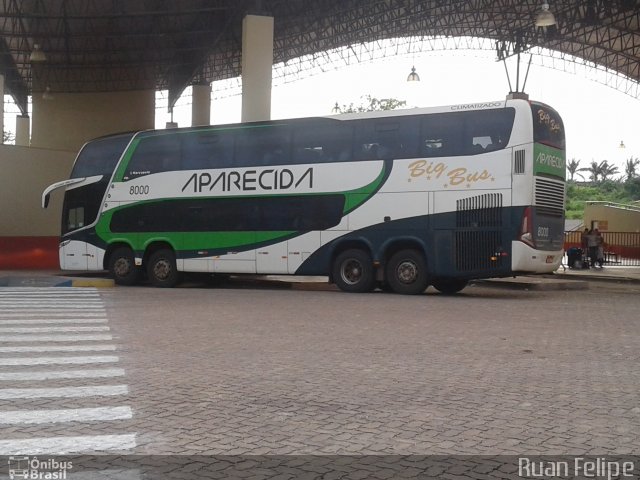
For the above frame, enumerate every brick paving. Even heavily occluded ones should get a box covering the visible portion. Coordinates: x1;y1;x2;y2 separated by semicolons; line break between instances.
87;281;640;456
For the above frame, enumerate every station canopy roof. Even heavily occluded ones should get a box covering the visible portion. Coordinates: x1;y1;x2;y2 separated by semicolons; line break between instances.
1;0;639;113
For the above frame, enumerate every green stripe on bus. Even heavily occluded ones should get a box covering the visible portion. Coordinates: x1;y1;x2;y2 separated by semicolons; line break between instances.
98;161;388;252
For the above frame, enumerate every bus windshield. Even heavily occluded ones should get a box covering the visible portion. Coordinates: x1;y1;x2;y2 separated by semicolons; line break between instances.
530;102;565;150
70;133;134;178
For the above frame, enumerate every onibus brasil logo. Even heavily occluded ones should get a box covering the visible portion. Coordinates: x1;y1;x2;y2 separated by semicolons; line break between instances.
7;456;72;479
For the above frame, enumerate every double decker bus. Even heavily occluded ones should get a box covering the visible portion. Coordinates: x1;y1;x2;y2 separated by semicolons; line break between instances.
42;98;565;294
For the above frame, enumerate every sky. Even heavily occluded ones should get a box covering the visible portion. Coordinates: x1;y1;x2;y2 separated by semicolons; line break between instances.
158;46;640;178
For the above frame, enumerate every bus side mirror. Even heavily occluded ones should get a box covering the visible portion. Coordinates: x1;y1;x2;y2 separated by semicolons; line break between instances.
42;193;50;209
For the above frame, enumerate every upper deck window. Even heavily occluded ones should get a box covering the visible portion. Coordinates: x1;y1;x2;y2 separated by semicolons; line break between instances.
124;134;181;180
420;108;515;157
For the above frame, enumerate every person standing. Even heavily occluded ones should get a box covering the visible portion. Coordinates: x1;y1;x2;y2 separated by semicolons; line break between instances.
581;227;589;250
586;229;598;268
595;228;605;268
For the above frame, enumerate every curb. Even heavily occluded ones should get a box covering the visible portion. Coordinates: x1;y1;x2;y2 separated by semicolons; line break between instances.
69;277;116;288
0;275;115;288
474;276;588;291
551;272;640;284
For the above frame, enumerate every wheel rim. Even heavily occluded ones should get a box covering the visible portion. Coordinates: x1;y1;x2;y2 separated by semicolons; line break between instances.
113;257;132;278
153;258;172;281
341;259;364;285
396;260;418;284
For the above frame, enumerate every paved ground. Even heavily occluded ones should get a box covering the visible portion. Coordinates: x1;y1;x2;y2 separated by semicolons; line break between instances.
1;278;638;466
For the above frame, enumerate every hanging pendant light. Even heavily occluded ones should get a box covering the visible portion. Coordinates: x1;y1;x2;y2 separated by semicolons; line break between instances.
535;2;556;27
30;44;47;62
407;66;420;82
42;86;54;100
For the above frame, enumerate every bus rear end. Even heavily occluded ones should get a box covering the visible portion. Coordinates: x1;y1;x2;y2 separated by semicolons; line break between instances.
512;101;566;273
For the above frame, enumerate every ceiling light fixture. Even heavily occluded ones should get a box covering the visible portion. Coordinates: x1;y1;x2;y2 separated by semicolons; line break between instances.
30;44;46;62
535;2;556;27
42;86;54;100
406;65;420;82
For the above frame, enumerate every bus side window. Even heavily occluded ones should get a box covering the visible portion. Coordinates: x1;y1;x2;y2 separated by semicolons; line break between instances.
423;138;444;156
235;127;291;167
421;114;460;157
292;123;353;164
125;134;181;179
67;206;85;230
354;120;396;161
182;132;234;170
465;109;515;155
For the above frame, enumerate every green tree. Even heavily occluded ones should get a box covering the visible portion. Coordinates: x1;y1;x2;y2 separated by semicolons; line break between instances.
624;177;640;198
624;157;639;181
598;160;619;182
566;158;583;182
334;95;406;113
579;160;601;183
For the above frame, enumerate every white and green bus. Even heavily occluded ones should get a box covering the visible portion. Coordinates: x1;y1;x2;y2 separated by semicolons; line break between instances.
42;98;565;293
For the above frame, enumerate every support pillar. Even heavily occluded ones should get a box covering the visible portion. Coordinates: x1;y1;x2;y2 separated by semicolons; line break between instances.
241;14;274;123
15;115;30;146
0;74;5;143
192;83;211;126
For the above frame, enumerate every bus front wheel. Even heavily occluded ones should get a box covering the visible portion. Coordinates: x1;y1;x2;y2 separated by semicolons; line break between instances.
385;249;428;295
147;248;179;288
332;249;375;293
108;247;139;286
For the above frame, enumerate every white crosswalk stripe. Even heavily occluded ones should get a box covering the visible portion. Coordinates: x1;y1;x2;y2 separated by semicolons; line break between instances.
0;355;119;366
0;385;129;399
0;326;111;333
0;434;137;455
0;288;136;455
0;344;117;353
0;406;133;424
1;334;114;342
0;318;108;324
0;368;125;381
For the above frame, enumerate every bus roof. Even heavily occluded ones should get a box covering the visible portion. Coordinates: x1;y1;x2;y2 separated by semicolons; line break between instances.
96;97;548;142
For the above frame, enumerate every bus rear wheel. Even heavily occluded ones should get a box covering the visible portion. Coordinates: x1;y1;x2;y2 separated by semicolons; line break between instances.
433;279;468;295
385;249;428;295
147;248;179;288
332;249;375;293
108;247;139;286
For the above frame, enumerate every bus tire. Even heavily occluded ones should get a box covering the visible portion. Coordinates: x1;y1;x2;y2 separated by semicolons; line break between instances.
433;279;468;295
385;249;428;295
108;247;139;286
332;249;375;293
147;248;179;288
